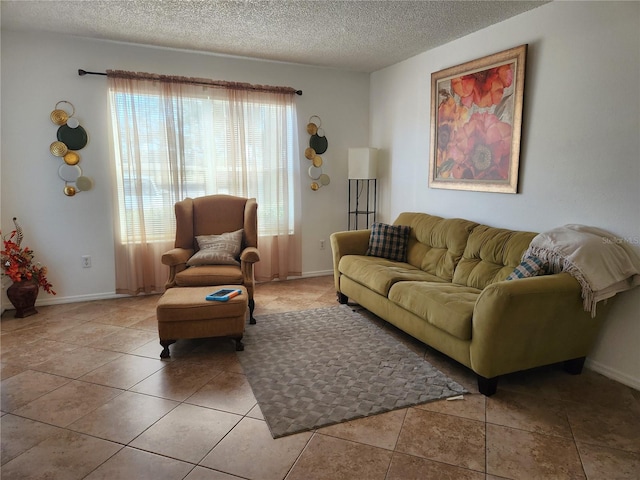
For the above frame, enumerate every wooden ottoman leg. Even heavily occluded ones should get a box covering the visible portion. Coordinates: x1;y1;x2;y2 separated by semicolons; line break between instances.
234;335;244;351
160;339;176;359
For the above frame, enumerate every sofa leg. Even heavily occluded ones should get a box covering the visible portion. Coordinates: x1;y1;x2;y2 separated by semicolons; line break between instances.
249;299;256;325
564;356;586;375
337;292;348;304
477;375;498;396
234;336;245;351
160;339;176;359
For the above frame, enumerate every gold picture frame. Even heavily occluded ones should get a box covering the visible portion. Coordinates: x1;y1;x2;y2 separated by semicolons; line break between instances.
429;44;527;193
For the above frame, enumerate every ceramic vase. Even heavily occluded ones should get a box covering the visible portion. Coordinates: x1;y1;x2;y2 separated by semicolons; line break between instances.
6;280;39;318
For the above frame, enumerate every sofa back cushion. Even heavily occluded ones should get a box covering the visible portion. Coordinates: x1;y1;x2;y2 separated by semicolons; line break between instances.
394;212;478;281
452;225;537;289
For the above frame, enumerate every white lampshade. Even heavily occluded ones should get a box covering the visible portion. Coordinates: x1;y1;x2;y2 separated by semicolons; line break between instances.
348;148;378;179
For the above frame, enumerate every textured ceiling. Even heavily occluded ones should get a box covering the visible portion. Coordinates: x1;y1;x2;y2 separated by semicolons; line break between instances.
1;0;547;72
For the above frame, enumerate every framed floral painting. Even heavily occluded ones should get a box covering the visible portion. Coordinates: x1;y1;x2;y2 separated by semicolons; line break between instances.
429;44;527;193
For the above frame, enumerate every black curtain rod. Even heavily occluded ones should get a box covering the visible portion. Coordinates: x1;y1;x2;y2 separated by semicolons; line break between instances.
78;69;303;95
78;69;107;76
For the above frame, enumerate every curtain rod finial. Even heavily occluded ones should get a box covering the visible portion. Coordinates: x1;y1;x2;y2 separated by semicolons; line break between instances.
78;69;87;76
296;90;303;96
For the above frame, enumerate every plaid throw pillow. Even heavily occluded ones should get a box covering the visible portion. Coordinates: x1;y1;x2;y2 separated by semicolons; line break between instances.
366;223;411;262
506;255;548;280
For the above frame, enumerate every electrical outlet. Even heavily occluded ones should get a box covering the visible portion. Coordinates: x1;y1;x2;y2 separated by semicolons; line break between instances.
82;255;91;268
319;239;325;250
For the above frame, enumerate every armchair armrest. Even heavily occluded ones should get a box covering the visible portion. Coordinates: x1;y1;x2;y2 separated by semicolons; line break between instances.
240;246;260;264
240;247;260;299
162;247;193;288
470;273;608;379
330;229;371;292
162;247;194;267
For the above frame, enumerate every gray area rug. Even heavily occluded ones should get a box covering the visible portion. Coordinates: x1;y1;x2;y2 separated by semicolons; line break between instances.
238;304;467;438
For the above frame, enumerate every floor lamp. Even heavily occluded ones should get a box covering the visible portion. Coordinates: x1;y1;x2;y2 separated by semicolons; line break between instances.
348;148;378;230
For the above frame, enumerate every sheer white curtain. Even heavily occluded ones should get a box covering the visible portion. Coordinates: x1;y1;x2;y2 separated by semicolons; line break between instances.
107;72;301;295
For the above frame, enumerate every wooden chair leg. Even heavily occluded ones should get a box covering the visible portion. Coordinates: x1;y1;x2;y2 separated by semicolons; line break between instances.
249;298;256;324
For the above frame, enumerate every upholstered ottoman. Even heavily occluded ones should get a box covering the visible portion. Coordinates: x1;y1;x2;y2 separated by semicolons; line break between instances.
156;286;248;358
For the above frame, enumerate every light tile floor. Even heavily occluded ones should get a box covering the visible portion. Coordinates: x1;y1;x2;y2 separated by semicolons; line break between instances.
1;275;639;479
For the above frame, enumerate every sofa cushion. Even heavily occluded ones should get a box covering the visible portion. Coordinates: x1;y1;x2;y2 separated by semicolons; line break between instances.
389;281;481;340
393;212;478;281
339;255;446;297
452;225;537;289
366;222;411;262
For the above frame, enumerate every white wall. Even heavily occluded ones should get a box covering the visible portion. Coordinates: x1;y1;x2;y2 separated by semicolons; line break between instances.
0;30;369;309
370;1;640;388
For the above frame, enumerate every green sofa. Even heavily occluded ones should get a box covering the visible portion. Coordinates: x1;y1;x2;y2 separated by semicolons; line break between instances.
330;212;608;396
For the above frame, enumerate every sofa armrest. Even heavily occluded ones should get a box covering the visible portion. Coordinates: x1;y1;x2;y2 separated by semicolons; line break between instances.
161;248;193;288
330;230;371;293
470;273;608;379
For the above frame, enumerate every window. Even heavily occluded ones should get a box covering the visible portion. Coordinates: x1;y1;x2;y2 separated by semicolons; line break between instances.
107;73;301;294
109;89;297;243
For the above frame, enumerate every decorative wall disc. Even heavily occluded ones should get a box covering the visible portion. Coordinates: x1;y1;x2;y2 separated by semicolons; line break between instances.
58;163;82;182
76;176;93;191
305;147;316;160
57;125;88;150
50;109;69;125
63;151;80;165
308;165;322;180
50;141;68;157
312;155;323;167
307;115;321;135
50;100;75;125
319;174;330;186
310;182;320;191
309;133;328;154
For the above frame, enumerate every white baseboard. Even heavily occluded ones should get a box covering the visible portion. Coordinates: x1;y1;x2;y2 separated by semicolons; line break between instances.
28;291;127;309
300;270;334;278
586;358;640;391
256;270;334;284
5;272;335;311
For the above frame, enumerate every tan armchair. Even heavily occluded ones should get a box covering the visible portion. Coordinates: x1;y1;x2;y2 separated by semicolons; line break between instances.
162;195;260;323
